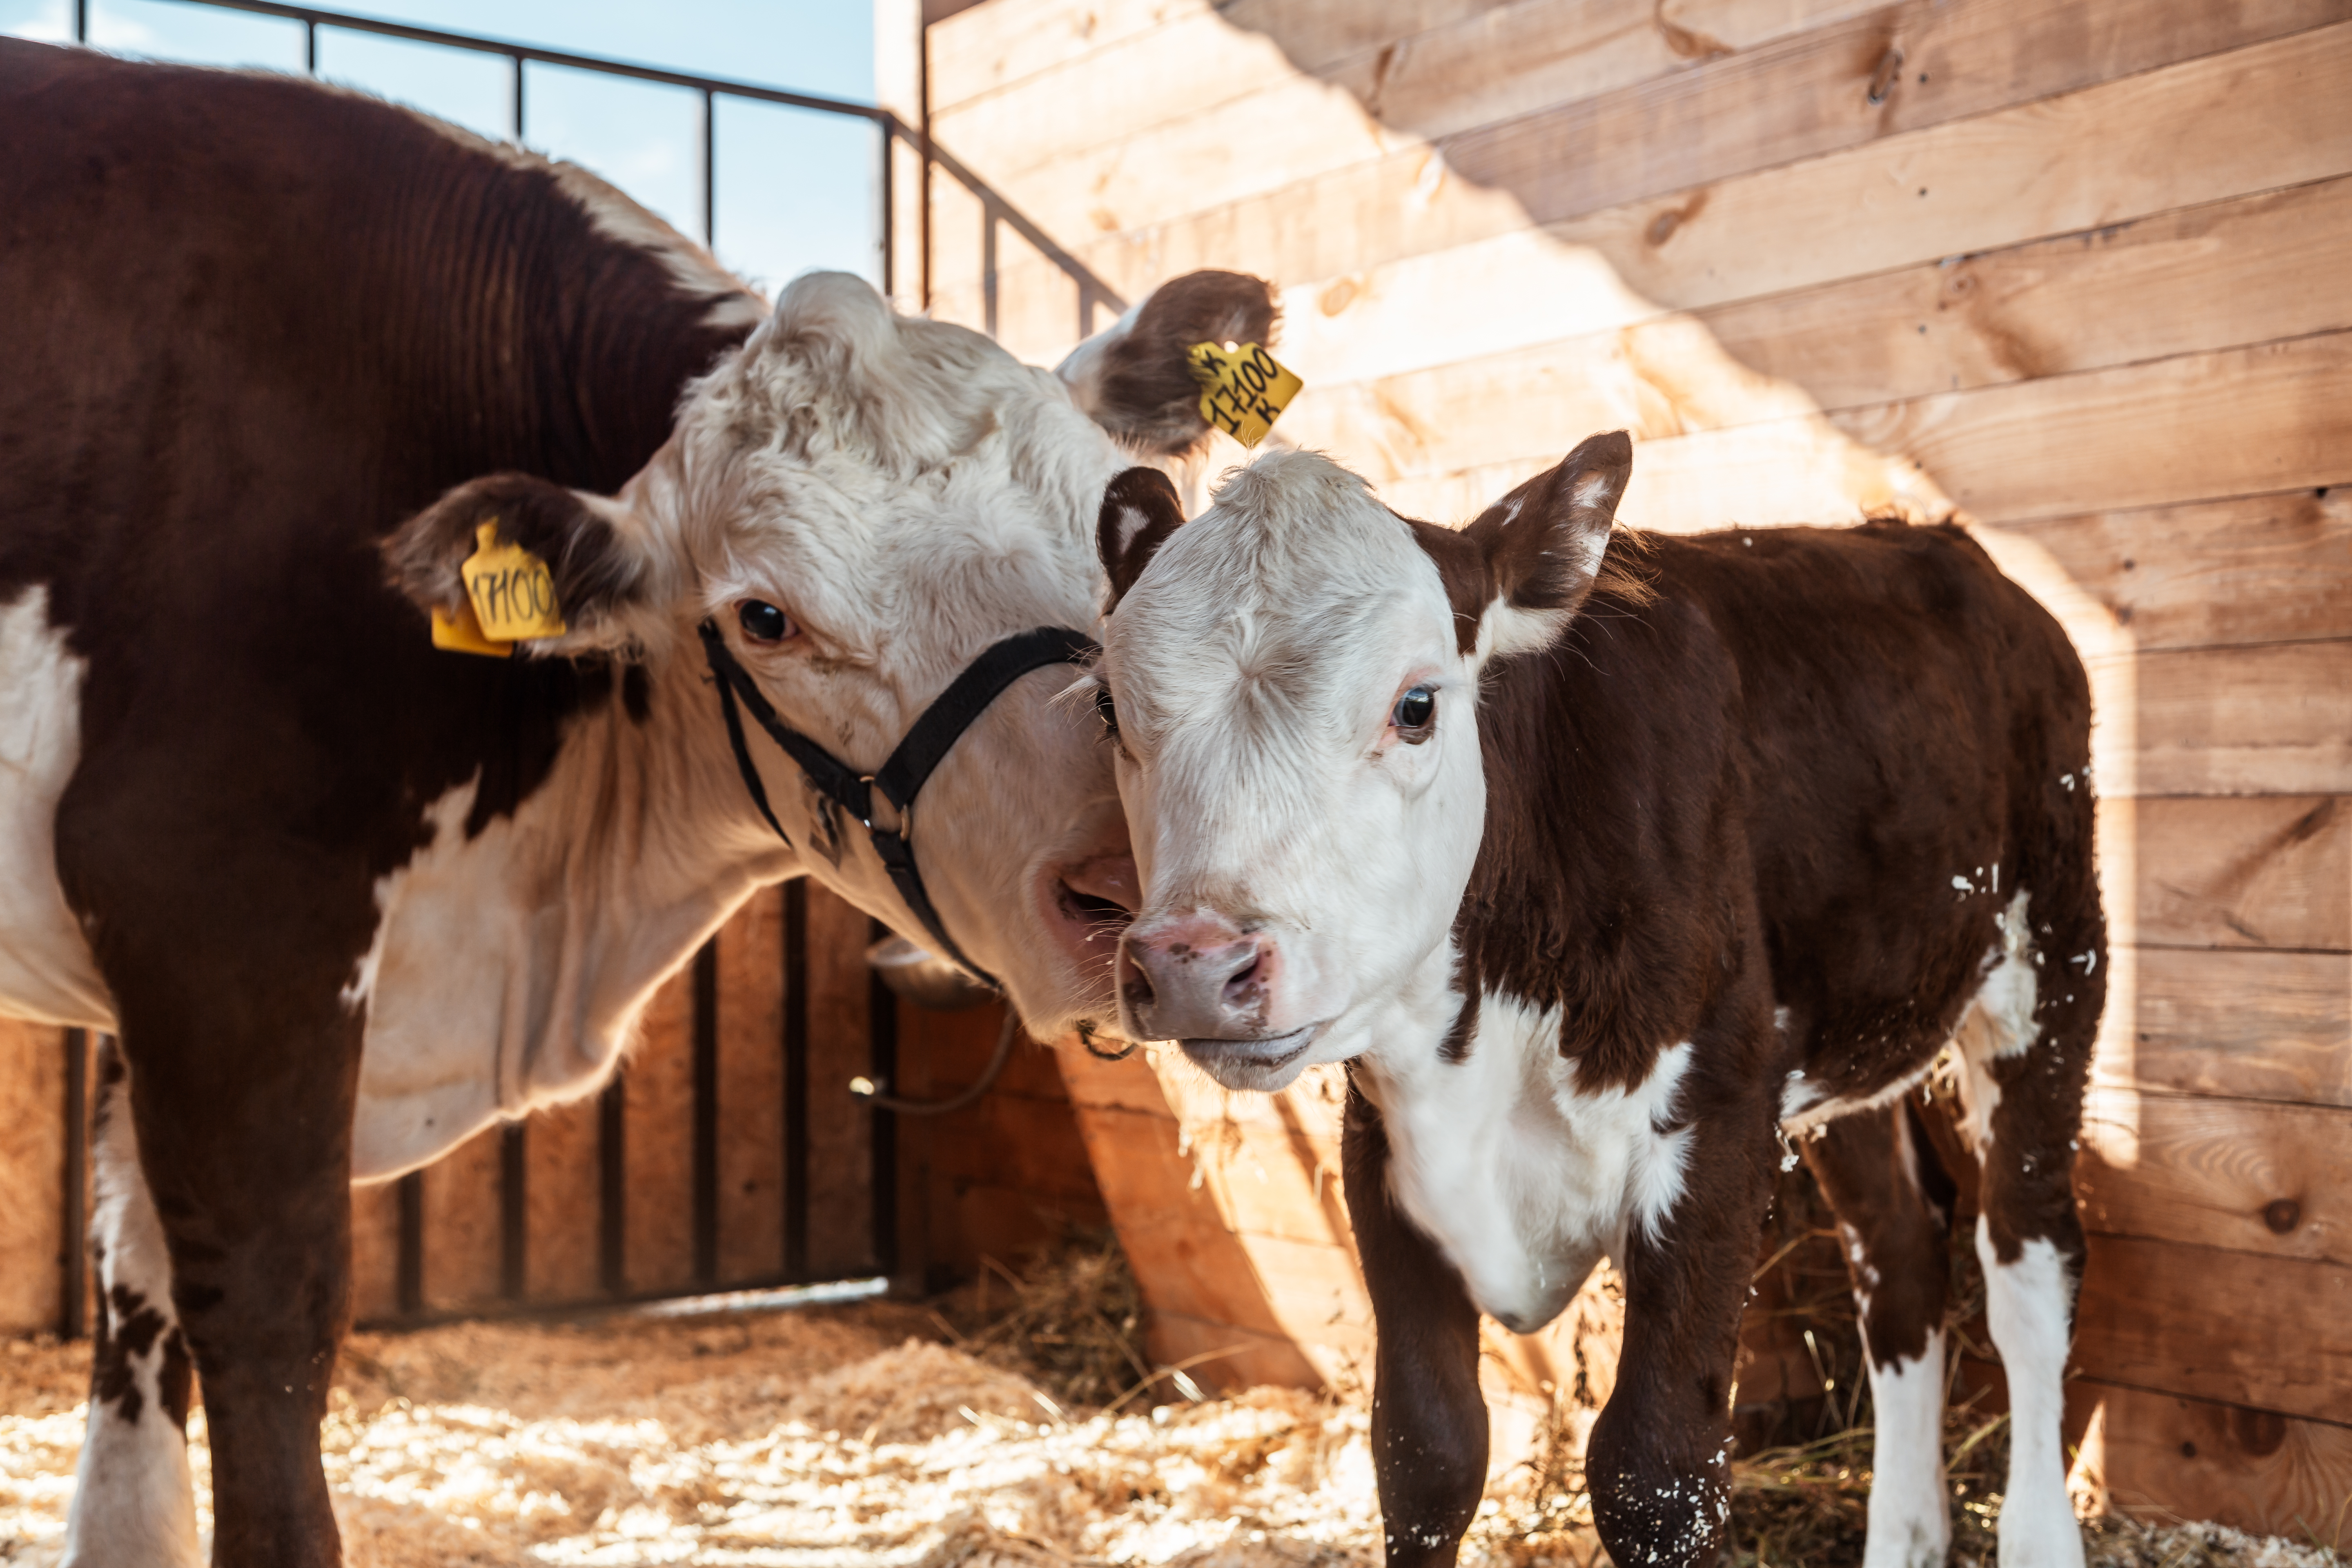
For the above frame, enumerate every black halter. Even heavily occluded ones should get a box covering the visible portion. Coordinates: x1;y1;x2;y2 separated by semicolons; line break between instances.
697;619;1099;991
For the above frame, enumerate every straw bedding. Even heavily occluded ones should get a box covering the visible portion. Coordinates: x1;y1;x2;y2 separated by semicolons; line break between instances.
0;1271;2338;1567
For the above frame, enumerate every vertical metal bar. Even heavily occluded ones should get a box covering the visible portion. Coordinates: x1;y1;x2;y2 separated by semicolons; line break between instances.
73;0;86;45
690;938;721;1287
877;116;893;299
782;880;809;1281
982;207;998;340
917;27;932;312
303;17;316;74
395;1171;424;1316
700;87;716;250
511;52;525;140
58;1029;88;1339
866;920;898;1278
597;1075;626;1294
498;1123;527;1300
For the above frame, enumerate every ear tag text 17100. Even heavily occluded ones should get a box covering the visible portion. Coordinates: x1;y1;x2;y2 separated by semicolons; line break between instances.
459;519;567;642
1186;341;1303;448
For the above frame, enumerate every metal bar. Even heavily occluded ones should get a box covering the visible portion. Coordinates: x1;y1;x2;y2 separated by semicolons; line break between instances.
782;881;808;1281
146;0;887;119
690;939;721;1287
876;114;892;299
597;1075;626;1294
511;53;524;140
395;1171;424;1315
699;87;716;250
73;0;86;44
498;1123;528;1300
982;207;998;340
58;1029;88;1339
865;920;899;1279
915;127;1127;316
303;16;314;73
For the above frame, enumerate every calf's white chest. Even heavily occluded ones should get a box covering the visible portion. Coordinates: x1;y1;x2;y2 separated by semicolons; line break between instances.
1362;989;1694;1334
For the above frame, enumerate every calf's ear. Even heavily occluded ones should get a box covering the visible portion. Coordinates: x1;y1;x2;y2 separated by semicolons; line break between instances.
1097;466;1188;613
1056;270;1279;454
1413;430;1633;661
383;472;655;654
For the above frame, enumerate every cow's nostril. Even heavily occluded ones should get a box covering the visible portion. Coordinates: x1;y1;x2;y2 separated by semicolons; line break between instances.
1222;953;1263;1001
1118;944;1157;1009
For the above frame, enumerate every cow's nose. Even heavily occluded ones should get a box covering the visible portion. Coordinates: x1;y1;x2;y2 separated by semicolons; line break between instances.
1118;915;1279;1042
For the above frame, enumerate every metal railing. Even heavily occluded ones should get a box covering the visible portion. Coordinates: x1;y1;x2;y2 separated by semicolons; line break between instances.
69;0;1129;333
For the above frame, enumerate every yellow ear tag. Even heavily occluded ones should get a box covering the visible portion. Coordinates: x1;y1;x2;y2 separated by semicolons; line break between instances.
459;519;567;642
1186;340;1303;448
431;599;512;658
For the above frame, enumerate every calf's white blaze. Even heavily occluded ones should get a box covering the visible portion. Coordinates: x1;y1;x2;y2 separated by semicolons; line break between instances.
1364;998;1695;1334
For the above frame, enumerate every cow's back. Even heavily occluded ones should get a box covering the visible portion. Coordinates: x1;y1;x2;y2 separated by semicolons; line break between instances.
0;40;758;1020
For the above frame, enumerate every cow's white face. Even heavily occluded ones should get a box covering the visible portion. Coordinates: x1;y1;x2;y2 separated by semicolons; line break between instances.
388;270;1278;1042
1096;437;1630;1088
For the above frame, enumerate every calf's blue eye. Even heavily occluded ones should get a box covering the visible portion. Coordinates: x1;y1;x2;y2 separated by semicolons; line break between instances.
1393;686;1437;732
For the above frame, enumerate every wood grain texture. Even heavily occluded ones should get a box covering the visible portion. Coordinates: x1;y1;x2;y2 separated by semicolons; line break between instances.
2007;485;2352;657
622;966;697;1296
2073;1232;2352;1425
2101;947;2352;1109
2108;794;2350;951
2122;639;2352;797
0;1020;64;1334
942;21;2352;370
521;1092;602;1303
2069;1379;2352;1543
2077;1086;2352;1266
803;884;877;1278
716;887;786;1286
419;1124;503;1312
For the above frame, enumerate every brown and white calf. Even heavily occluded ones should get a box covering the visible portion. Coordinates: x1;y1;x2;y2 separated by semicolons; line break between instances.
1;39;1281;1566
1091;437;2103;1567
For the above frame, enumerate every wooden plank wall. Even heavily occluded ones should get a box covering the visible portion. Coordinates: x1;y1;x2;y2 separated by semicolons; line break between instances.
920;0;2352;1532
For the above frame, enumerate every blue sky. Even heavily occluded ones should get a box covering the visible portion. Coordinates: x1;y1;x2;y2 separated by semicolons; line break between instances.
2;0;877;295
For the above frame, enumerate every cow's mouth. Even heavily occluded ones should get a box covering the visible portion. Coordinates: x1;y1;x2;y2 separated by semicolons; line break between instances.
1178;1026;1321;1092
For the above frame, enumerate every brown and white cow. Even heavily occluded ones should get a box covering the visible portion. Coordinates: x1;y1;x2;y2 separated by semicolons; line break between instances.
1090;437;2103;1568
0;39;1271;1566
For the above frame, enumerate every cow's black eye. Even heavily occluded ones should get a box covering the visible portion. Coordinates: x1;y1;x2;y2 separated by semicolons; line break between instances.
738;600;793;645
1392;685;1437;739
1094;682;1120;739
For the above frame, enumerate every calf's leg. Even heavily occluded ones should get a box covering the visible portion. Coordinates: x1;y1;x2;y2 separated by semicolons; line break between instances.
1588;1094;1777;1568
1802;1104;1953;1568
1343;1079;1488;1568
62;1040;203;1568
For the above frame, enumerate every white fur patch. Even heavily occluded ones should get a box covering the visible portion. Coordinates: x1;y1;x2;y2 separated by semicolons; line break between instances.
1362;993;1693;1334
64;1061;202;1568
1980;1225;2086;1568
0;587;116;1029
1861;1330;1950;1568
1952;889;2040;1153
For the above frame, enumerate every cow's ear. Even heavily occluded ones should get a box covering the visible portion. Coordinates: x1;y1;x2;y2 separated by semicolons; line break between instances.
383;472;655;653
1414;431;1632;662
1098;466;1187;613
1056;270;1279;455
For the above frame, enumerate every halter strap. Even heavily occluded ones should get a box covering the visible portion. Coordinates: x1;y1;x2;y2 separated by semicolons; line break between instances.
697;619;1098;990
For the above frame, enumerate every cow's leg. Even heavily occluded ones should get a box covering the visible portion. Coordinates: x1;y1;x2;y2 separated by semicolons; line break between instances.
1587;1090;1777;1568
110;992;359;1568
1952;896;2100;1568
62;1040;203;1568
1802;1104;1953;1568
1342;1079;1488;1568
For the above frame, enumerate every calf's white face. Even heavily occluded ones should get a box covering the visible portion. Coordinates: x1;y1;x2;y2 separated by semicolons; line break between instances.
1096;436;1630;1088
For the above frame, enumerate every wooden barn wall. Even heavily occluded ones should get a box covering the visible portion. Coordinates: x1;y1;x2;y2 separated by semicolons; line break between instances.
909;0;2352;1533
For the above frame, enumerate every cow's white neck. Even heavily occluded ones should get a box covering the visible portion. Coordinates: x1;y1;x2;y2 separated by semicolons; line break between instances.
348;637;787;1180
1359;978;1695;1335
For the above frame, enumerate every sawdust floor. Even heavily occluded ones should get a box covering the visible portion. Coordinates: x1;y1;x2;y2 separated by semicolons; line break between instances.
0;1303;2338;1566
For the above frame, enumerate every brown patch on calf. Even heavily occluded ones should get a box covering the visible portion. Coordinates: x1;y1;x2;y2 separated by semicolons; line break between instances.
1085;270;1279;455
94;1284;172;1425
